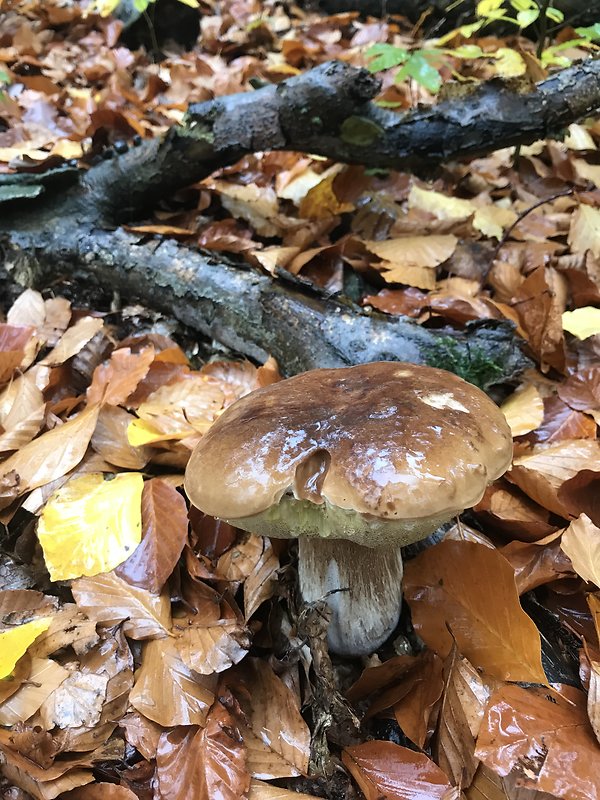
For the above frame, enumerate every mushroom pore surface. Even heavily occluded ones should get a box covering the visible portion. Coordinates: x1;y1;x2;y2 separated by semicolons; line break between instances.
184;362;512;547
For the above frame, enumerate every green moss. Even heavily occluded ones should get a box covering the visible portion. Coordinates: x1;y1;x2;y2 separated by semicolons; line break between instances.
423;336;503;390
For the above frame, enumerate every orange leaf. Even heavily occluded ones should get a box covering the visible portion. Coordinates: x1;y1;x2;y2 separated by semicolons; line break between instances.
475;684;600;799
115;479;189;594
87;346;155;406
342;741;458;800
404;540;546;682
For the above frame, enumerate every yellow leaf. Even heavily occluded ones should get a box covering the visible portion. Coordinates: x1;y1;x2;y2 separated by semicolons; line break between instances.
0;618;52;679
127;418;187;446
568;204;600;259
491;48;527;78
38;473;144;581
562;307;600;340
501;383;544;436
473;205;517;239
379;262;437;290
408;185;475;221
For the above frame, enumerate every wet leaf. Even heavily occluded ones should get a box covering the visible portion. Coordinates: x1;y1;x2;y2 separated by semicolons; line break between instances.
227;658;310;778
557;367;600;410
38;473;144;581
562;306;600;339
156;703;250;800
115;478;188;593
404;540;546;682
558;469;600;526
72;572;171;639
500;531;575;594
0;618;52;679
91;406;152;469
391;651;444;748
500;383;544;436
0;657;69;726
475;684;600;799
342;741;459;800
129;636;216;726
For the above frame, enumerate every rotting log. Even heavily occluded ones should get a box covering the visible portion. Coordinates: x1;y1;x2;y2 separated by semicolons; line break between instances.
4;59;600;382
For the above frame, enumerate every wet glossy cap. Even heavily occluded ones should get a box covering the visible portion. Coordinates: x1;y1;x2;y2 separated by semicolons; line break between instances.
184;362;513;547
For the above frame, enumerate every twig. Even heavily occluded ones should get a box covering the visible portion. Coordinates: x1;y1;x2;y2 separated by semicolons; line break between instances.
493;186;577;262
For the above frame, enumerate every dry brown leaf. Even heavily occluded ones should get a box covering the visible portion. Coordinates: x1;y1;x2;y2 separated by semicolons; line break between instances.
434;647;494;789
87;346;154;407
403;540;546;682
244;537;279;620
0;405;100;508
408;185;474;221
342;741;459;800
560;513;600;586
0;324;36;384
91;406;152;469
7;290;46;331
0;371;46;453
475;684;600;799
586;656;600;746
512;267;566;373
39;317;104;367
210;180;295;237
174;618;250;675
115;478;188;594
72;572;171;639
299;169;354;219
0;658;69;726
227;658;310;779
129;636;216;727
155;703;251;800
508;439;600;518
365;235;457;268
557;367;600;411
379;261;437;290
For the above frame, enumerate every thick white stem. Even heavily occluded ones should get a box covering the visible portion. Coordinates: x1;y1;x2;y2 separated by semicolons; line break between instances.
298;538;403;657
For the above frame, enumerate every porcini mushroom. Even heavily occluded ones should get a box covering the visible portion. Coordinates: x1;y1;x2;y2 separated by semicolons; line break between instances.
184;362;512;656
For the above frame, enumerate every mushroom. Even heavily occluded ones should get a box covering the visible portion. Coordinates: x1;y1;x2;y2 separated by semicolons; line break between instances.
184;362;513;656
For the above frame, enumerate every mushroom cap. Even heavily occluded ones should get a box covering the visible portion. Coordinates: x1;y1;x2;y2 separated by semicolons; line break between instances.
184;362;512;546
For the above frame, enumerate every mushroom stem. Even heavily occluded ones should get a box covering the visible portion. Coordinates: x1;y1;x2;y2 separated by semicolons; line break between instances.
298;537;403;657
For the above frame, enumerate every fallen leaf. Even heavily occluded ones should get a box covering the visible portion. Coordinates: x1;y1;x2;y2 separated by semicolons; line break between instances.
472;205;517;239
392;651;444;749
342;741;459;800
115;478;188;594
0;404;100;509
475;684;600;799
560;513;600;586
226;658;310;778
39;316;104;367
557;367;600;410
434;647;494;788
243;537;279;620
562;307;600;339
130;636;216;727
156;703;250;800
508;439;600;518
513;267;566;373
39;670;109;730
474;482;556;542
365;235;457;269
174;618;250;675
38;472;144;581
248;780;321;799
0;324;36;384
408;184;475;221
87;346;155;406
532;395;598;443
72;572;171;639
0;618;52;679
91;406;152;469
568;204;600;259
558;469;600;526
0;657;69;726
500;383;544;436
404;540;546;682
500;531;575;594
62;784;138;799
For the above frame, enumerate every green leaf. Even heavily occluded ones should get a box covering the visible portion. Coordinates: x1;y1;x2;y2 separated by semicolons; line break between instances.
516;8;539;26
133;0;152;12
510;0;536;11
340;116;384;146
545;7;564;23
576;23;600;41
477;0;504;14
366;43;409;72
397;53;442;93
445;44;485;58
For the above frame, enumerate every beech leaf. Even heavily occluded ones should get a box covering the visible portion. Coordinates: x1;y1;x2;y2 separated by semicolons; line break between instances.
0;619;52;679
560;513;600;586
403;540;546;682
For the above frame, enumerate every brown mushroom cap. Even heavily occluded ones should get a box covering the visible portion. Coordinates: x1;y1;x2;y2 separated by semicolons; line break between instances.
184;362;512;547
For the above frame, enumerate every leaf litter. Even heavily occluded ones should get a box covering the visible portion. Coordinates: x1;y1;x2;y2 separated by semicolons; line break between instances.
2;0;600;798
